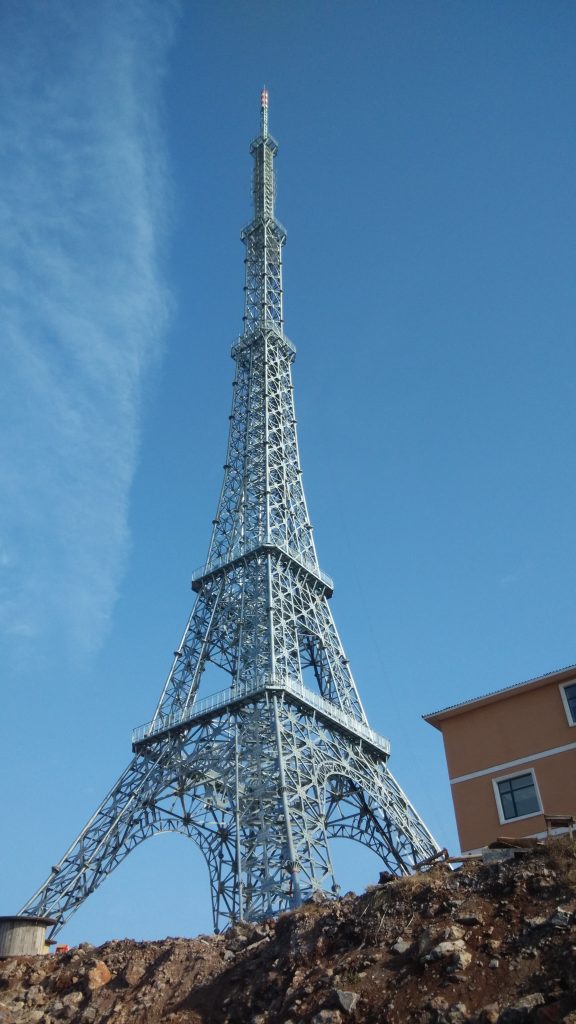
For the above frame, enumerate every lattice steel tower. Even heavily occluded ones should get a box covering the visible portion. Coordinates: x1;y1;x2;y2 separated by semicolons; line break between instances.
21;92;438;937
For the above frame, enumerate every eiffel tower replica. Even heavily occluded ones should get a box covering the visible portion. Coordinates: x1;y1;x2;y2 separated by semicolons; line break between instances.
21;91;438;938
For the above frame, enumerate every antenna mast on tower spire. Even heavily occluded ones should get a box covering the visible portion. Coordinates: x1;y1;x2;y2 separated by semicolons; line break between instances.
260;86;269;137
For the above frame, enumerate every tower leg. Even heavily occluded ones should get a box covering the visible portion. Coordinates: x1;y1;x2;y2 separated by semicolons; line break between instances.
275;693;438;881
20;754;171;936
19;744;234;938
325;770;438;871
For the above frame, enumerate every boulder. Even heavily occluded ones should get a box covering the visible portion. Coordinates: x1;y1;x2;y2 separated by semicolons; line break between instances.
84;960;112;992
333;988;359;1013
425;939;472;970
477;1003;500;1023
446;1003;469;1023
499;993;546;1022
391;938;411;955
549;907;573;928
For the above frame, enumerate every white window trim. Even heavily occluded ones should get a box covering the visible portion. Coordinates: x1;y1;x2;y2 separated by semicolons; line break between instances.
492;767;543;826
559;680;576;727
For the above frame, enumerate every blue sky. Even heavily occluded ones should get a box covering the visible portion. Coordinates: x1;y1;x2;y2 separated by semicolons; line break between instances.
1;0;575;945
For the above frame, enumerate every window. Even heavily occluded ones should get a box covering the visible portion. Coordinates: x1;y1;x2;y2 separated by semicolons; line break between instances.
493;770;541;823
560;681;576;726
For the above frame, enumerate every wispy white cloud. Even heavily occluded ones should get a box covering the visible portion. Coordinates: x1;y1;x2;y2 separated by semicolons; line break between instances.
0;1;180;663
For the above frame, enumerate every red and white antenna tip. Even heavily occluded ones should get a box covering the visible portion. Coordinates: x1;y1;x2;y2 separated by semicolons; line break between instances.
261;88;269;108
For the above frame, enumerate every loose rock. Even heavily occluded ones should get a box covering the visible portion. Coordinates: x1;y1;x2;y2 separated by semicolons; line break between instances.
0;841;575;1023
333;988;359;1013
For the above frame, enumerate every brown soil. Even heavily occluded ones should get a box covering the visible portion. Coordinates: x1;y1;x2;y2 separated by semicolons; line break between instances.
2;839;576;1024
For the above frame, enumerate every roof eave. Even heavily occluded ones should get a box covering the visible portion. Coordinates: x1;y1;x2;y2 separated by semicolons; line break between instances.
423;662;576;728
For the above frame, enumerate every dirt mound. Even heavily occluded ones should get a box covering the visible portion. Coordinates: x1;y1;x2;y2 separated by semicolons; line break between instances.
2;839;576;1023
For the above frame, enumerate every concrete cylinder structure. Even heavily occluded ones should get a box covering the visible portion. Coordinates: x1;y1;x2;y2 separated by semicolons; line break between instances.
0;916;56;957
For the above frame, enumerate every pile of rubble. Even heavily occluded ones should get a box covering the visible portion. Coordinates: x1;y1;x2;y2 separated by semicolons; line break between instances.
1;838;576;1023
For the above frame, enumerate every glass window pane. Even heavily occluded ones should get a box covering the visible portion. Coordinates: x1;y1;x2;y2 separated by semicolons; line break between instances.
497;773;539;820
564;683;576;722
499;790;516;820
512;780;539;816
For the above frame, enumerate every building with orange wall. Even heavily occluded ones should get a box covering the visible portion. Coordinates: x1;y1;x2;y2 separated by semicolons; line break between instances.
424;664;576;853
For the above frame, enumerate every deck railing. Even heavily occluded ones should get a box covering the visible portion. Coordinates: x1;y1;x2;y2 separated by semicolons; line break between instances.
132;674;389;757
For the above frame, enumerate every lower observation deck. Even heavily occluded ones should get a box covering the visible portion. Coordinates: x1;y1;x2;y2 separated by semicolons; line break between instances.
132;674;390;759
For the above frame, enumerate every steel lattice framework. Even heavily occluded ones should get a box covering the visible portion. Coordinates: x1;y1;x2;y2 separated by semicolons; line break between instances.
21;92;439;938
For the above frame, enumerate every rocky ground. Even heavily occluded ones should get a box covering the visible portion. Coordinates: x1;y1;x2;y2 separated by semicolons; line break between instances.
2;838;576;1024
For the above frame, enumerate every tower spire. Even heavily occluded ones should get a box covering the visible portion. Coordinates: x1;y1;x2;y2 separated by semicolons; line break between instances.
243;88;283;329
19;101;439;939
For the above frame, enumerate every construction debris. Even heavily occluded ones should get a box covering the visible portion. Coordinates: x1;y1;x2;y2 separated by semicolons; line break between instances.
1;838;576;1023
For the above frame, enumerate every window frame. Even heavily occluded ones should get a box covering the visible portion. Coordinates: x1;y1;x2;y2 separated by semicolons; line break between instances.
559;680;576;727
492;768;543;825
